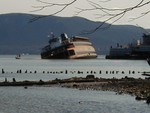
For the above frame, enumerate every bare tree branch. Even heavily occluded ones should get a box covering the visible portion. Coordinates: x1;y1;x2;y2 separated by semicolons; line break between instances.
76;0;150;33
128;10;150;22
29;0;77;22
80;9;127;34
99;0;111;3
29;0;150;33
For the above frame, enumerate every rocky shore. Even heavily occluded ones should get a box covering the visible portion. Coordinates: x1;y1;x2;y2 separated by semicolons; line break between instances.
1;75;150;104
64;76;150;102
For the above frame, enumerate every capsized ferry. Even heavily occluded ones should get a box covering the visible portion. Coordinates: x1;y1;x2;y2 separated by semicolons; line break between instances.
41;33;97;59
106;33;150;59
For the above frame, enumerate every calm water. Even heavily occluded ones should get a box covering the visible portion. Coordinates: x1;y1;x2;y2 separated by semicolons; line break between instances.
0;55;149;82
0;55;150;113
0;86;150;113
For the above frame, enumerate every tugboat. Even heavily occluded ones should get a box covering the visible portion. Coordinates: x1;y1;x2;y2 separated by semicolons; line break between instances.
41;33;97;59
106;33;150;60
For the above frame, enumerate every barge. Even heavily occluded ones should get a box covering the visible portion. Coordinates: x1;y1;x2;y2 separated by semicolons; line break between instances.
106;33;150;60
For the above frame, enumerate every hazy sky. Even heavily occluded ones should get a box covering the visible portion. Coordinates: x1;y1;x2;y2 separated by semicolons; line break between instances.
0;0;150;28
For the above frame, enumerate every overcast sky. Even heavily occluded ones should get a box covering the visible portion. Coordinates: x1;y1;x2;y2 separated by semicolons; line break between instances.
0;0;150;28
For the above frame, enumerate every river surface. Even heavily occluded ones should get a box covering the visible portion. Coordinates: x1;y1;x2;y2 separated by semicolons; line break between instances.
0;55;150;113
0;55;149;81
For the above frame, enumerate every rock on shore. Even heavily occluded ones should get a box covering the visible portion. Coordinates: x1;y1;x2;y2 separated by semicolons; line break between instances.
1;75;150;104
61;76;150;104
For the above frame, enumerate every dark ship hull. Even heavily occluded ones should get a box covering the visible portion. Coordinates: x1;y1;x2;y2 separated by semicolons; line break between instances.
106;33;150;60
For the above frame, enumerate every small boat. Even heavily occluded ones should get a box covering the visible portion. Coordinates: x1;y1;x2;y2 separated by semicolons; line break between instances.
41;33;97;59
15;54;21;59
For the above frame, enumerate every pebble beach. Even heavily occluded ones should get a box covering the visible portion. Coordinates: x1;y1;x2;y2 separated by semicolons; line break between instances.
1;75;150;104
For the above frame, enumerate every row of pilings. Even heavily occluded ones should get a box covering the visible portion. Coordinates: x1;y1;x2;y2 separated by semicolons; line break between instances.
1;68;140;75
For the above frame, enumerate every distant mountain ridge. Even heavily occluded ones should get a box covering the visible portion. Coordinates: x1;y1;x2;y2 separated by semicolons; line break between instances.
0;13;149;55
